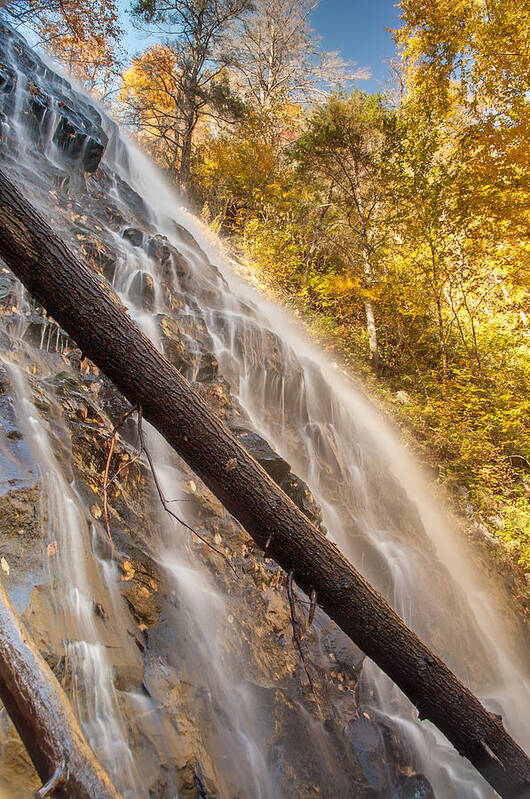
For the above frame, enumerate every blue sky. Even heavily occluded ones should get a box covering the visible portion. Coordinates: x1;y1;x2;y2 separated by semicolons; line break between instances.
118;0;401;94
311;0;401;92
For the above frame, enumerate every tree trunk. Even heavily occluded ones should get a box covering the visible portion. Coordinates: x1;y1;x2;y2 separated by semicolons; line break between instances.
0;167;528;799
0;580;122;799
178;103;196;194
362;248;379;371
363;296;378;368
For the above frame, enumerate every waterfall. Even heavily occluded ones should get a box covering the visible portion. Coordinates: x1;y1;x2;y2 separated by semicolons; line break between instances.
0;22;527;799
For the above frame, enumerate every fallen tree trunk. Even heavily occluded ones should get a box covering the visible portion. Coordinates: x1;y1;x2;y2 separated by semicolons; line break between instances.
0;167;528;799
0;579;122;799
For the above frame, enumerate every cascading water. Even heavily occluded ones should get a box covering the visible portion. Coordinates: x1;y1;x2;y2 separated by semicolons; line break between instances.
0;21;528;799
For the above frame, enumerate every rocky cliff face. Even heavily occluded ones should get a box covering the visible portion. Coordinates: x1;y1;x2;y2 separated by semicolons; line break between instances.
0;21;513;799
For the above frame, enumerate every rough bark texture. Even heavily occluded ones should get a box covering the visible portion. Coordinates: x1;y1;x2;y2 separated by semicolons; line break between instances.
0;580;123;799
0;167;528;799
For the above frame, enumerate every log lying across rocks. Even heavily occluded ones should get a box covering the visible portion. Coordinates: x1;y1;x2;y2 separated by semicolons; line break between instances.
0;579;122;799
0;167;528;798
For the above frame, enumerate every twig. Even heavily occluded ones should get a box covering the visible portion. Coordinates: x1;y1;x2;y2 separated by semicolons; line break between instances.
102;406;138;546
137;408;238;577
108;452;142;486
287;572;320;713
504;454;530;470
308;588;317;628
35;761;66;797
263;533;273;556
165;498;195;503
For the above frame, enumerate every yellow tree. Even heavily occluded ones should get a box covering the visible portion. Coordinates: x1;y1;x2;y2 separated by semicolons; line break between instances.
387;0;530;500
395;0;530;232
292;92;398;370
129;0;250;192
193;101;303;227
120;45;183;174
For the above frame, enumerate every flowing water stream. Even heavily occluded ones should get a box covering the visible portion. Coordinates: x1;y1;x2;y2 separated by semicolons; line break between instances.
0;22;528;799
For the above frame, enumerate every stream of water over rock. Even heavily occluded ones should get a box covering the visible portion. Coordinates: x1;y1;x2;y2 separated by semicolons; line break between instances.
0;22;528;799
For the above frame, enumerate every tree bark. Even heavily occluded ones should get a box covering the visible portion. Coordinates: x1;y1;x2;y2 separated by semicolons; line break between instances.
0;167;528;799
362;247;379;371
0;579;122;799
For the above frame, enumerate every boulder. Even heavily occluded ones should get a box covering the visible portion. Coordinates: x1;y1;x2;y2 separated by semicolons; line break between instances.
129;270;155;312
147;234;172;264
52;106;107;173
122;227;144;247
230;427;291;484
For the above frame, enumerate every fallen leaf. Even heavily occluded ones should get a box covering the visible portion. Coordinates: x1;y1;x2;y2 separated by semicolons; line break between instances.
47;541;57;558
1;557;10;575
121;560;135;581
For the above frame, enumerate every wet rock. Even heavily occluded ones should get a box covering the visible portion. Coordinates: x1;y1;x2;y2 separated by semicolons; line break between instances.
193;348;218;382
280;471;324;530
147;234;172;264
173;222;207;259
22;315;73;352
0;720;40;799
344;715;391;795
52;107;107;173
209;263;229;290
80;237;117;280
157;314;194;373
0;24;38;76
97;374;138;443
122;227;144;247
394;773;435;799
0;486;44;615
263;587;290;633
24;81;52;143
0;374;39;495
0;62;16;96
0;270;17;307
114;173;151;224
122;577;161;629
192;378;231;421
177;314;213;348
178;759;219;799
156;312;218;381
172;250;192;279
323;627;364;681
230;427;291;484
129;270;155;312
